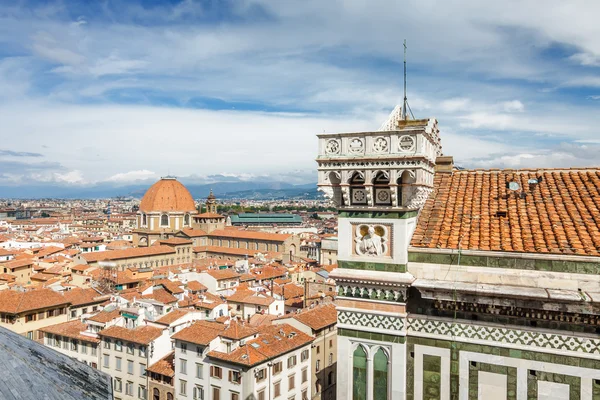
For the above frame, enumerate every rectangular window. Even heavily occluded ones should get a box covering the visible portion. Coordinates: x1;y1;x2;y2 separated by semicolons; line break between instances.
302;390;308;400
125;382;133;396
180;359;187;375
196;363;203;379
71;340;78;352
193;386;204;400
127;360;134;374
258;390;265;400
288;374;295;390
302;368;308;383
229;370;241;384
256;368;266;382
287;355;297;368
103;354;110;368
92;344;97;356
140;363;146;377
181;342;187;354
81;343;87;354
139;346;147;358
301;349;309;362
273;361;282;375
231;393;239;400
138;385;147;400
104;340;111;349
316;359;320;372
127;343;135;354
316;346;320;354
211;366;222;379
114;378;122;392
196;346;202;356
274;381;281;397
70;310;77;318
212;387;220;400
115;340;122;351
115;357;122;371
180;380;187;396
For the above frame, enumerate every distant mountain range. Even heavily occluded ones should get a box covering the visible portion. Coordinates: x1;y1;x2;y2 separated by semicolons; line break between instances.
0;181;321;200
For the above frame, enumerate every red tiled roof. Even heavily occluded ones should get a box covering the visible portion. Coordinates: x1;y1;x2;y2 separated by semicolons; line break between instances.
154;309;190;326
186;280;207;292
178;228;208;237
193;245;255;257
207;324;312;366
147;351;175;377
292;304;337;331
87;309;121;323
63;288;105;307
142;288;178;304
171;320;225;346
81;245;175;263
208;229;291;242
0;288;70;314
206;268;241;281
99;325;163;345
194;212;223;219
39;320;100;343
411;168;600;256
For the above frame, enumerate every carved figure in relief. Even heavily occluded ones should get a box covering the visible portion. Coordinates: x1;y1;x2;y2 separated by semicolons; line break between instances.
355;225;387;256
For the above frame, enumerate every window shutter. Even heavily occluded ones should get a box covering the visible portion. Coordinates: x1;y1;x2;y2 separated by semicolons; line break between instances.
229;370;232;381
210;366;214;377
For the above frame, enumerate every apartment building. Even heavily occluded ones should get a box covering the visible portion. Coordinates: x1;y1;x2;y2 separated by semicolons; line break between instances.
275;305;338;400
99;325;171;400
172;320;312;400
40;319;101;368
0;288;70;338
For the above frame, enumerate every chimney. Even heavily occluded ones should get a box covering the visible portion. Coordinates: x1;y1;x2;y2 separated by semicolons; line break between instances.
435;156;454;174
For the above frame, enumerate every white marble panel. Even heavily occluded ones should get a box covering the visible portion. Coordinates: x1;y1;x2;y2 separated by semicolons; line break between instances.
537;381;570;400
478;371;507;400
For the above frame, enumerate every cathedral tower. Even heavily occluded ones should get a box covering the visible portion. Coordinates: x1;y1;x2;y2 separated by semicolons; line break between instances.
318;107;442;399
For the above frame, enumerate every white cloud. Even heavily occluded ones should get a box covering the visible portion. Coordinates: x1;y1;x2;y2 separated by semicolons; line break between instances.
569;52;600;67
105;170;157;182
54;170;84;184
501;100;524;113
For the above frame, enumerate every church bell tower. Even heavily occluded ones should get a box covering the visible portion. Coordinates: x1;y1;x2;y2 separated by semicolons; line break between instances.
317;107;442;399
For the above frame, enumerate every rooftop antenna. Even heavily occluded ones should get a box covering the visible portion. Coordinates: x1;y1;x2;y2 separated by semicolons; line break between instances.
403;39;415;120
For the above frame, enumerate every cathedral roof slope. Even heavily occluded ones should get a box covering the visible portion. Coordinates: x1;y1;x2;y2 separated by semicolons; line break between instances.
139;177;196;213
0;326;113;399
411;168;600;256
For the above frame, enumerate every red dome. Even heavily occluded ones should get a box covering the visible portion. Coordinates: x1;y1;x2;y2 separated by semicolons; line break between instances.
139;178;196;213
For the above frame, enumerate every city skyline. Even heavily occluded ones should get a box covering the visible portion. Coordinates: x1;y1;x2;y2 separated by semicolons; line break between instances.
1;0;600;196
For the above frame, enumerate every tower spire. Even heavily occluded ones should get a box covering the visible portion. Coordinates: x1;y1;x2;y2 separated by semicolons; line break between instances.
402;39;414;120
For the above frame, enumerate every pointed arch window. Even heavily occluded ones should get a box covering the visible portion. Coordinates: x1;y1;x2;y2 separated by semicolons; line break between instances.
353;345;367;400
373;348;389;400
160;214;169;227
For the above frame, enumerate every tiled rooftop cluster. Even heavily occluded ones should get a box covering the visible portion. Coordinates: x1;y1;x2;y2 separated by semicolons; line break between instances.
412;168;600;255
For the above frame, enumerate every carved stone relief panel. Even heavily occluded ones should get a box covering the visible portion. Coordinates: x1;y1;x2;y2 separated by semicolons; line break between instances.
353;223;392;257
325;139;341;155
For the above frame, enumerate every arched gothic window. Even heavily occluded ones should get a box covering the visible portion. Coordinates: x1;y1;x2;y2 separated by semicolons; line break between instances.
153;388;160;400
353;345;367;400
161;214;169;227
350;172;367;206
142;213;147;226
167;393;173;400
373;348;389;400
184;214;190;226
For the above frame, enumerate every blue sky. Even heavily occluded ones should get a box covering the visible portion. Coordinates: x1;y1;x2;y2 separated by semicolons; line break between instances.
0;0;599;189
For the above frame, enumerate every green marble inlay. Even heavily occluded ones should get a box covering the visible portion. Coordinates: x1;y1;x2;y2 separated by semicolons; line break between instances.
338;260;406;273
339;210;418;219
423;354;441;400
527;371;580;400
408;251;600;275
338;328;405;344
406;337;600;400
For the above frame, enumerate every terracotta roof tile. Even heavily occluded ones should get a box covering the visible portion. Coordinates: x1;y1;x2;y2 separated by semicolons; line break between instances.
99;325;163;345
81;245;176;263
63;288;105;307
142;288;178;304
411;168;600;256
39;320;100;343
292;304;337;331
87;309;121;323
186;280;207;292
0;289;70;314
154;309;190;326
205;268;241;281
171;320;225;346
207;324;312;366
208;229;291;242
147;351;175;377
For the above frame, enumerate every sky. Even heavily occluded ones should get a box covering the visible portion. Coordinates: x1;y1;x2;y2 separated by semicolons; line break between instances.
1;0;599;190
